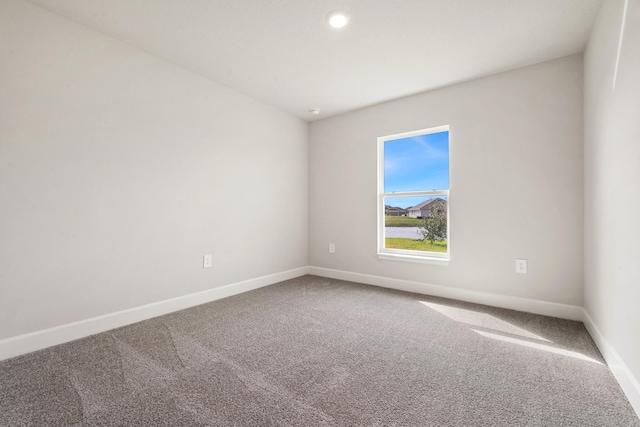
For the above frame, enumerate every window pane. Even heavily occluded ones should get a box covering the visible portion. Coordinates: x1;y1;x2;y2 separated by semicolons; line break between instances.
384;131;449;192
384;195;448;253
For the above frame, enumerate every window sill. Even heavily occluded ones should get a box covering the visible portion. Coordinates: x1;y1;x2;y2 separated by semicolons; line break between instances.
377;252;450;266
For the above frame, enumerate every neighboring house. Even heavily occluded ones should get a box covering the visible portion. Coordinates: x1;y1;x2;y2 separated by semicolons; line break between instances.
407;198;446;218
385;206;407;216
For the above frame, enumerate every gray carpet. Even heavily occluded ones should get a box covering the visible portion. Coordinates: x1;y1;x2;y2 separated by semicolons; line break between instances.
1;275;638;426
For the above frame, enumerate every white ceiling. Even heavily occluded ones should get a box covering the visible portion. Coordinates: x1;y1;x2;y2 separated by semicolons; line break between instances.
25;0;602;121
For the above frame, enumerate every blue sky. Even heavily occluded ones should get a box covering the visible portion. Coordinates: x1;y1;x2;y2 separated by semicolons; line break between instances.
384;130;449;208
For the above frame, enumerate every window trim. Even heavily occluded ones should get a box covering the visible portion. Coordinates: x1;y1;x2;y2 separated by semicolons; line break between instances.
377;125;451;264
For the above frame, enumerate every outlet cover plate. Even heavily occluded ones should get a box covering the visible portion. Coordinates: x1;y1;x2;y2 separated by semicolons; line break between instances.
203;254;212;268
516;259;527;274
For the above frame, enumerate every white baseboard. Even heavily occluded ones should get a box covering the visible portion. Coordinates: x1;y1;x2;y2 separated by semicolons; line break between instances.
582;309;640;417
0;266;310;362
309;266;584;321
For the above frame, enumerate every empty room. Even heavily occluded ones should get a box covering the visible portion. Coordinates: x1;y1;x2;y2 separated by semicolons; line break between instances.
1;0;639;425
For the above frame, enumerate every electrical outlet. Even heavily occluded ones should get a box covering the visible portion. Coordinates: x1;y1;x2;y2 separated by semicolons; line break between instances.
203;254;212;268
516;259;528;274
329;243;335;254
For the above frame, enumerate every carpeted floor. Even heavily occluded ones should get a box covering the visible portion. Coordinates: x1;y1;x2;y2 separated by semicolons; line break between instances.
1;275;638;426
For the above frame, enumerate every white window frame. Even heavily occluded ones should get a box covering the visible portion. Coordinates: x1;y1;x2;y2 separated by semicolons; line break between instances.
377;125;450;265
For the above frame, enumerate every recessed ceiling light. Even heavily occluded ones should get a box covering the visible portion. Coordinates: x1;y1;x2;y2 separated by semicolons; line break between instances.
309;108;321;115
327;10;350;29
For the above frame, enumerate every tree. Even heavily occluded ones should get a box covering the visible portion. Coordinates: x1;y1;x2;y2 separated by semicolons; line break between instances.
417;202;447;244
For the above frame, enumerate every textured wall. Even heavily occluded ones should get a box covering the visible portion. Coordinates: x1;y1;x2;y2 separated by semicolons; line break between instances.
584;0;640;387
310;55;584;305
0;0;308;339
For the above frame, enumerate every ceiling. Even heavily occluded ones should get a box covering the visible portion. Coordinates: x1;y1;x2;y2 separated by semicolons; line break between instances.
25;0;602;121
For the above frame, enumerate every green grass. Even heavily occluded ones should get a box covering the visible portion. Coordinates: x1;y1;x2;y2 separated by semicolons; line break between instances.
385;238;447;253
384;215;423;227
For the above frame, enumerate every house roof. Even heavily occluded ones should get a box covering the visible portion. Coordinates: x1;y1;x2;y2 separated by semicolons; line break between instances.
407;198;446;211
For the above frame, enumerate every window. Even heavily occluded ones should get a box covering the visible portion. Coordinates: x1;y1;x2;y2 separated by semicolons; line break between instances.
377;126;450;263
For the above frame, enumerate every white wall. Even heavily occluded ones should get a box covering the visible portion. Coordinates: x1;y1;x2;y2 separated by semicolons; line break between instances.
0;0;308;340
584;0;640;400
310;55;584;306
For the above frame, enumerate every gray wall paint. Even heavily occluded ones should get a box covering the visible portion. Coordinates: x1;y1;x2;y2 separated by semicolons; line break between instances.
584;0;640;383
0;0;308;340
310;55;584;306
